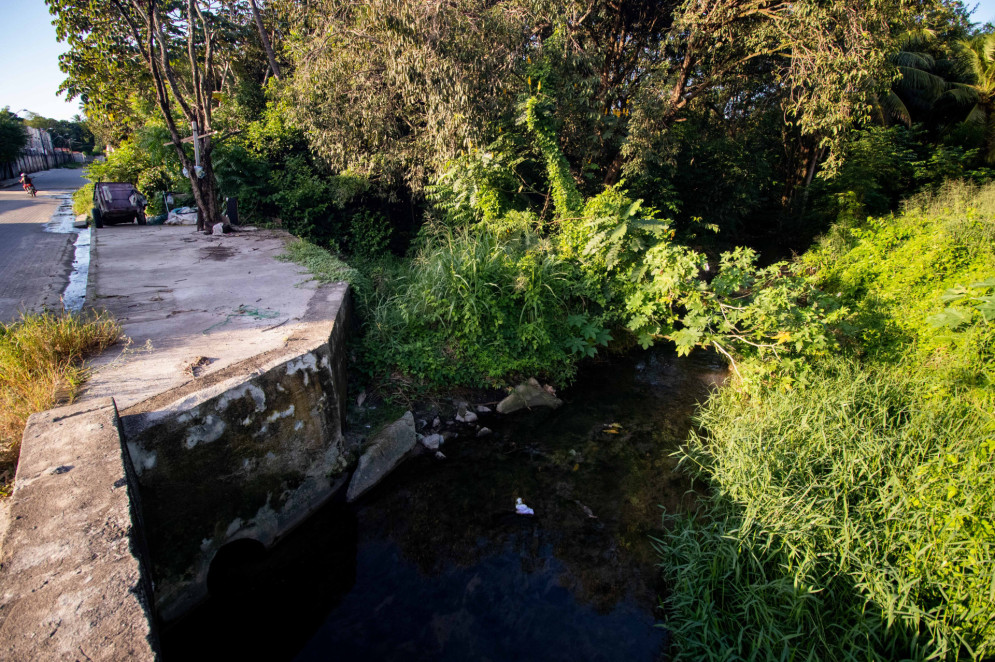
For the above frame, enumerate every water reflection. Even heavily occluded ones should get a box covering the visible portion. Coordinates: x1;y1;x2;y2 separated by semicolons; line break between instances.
160;347;726;661
296;538;664;662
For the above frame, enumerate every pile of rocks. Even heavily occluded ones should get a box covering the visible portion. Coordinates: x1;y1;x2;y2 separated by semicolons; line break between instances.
345;378;562;502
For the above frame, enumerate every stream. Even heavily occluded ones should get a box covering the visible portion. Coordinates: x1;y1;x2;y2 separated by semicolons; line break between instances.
160;347;727;661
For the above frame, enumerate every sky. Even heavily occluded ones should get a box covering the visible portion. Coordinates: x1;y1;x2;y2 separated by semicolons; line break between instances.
3;0;995;123
0;0;82;121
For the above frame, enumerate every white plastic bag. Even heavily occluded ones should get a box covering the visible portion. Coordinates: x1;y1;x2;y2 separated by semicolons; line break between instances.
515;497;534;516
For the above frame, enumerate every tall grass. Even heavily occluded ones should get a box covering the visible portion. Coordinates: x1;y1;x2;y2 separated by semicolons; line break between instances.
657;182;995;661
0;312;119;487
360;222;582;387
659;359;994;660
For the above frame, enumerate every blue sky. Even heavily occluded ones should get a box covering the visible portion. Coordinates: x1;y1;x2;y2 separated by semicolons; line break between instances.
972;0;995;25
3;0;995;122
0;1;82;120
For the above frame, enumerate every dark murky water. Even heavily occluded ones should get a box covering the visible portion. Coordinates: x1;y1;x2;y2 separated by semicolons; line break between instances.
160;348;726;661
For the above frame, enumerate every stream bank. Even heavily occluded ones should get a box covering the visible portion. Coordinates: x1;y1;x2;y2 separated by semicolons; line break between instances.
161;346;727;660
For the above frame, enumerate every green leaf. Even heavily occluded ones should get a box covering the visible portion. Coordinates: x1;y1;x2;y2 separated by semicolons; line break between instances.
567;314;586;328
940;285;971;303
671;327;702;352
976;299;995;322
926;306;974;329
630;219;672;235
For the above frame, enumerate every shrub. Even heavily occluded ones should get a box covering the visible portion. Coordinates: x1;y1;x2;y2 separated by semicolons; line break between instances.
347;95;845;389
346;209;393;259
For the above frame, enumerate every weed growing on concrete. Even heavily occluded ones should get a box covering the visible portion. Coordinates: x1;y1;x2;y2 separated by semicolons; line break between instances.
72;182;94;217
278;238;359;285
0;312;119;486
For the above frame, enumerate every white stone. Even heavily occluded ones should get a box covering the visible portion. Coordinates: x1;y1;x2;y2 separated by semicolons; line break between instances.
421;433;444;450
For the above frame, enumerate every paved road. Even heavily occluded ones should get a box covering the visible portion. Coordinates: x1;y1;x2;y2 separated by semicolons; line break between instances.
0;168;86;323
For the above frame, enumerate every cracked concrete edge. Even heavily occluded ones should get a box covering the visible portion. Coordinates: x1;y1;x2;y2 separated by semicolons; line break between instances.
0;398;159;661
119;281;350;429
81;225;350;421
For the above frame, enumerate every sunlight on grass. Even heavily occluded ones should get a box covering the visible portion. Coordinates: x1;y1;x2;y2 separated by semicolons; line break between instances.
277;237;358;284
0;312;120;493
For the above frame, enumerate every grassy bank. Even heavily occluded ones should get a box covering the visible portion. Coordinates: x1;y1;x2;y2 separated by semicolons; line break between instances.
0;312;119;493
657;182;995;660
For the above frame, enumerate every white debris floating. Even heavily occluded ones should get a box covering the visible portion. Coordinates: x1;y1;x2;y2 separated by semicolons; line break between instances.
515;497;534;516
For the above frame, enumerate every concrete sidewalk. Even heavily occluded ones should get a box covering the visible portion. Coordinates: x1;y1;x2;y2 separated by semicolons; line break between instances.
81;225;333;411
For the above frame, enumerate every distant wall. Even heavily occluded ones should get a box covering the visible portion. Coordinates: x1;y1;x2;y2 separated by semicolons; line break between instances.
0;127;76;179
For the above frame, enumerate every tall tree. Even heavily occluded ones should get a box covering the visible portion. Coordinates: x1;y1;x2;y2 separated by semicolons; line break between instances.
248;0;281;81
49;0;254;230
282;0;937;202
947;33;995;162
0;108;28;164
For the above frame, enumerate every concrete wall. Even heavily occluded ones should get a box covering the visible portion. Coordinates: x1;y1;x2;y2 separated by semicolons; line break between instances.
120;282;352;621
0;399;158;661
0;280;353;659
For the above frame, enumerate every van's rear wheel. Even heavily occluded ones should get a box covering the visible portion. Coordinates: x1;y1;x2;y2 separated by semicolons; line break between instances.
137;211;147;225
92;207;103;228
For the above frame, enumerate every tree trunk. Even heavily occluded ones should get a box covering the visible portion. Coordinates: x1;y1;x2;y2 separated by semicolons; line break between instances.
985;103;995;165
780;134;813;211
249;0;282;81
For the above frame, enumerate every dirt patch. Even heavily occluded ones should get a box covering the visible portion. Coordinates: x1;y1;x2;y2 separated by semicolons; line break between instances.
200;245;236;261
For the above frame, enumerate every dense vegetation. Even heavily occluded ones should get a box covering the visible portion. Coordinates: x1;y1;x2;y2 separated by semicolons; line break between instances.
657;183;994;660
46;0;995;658
0;107;29;164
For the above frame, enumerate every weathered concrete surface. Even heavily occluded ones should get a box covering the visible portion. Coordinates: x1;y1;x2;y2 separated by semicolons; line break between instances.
82;226;327;410
123;281;351;620
0;398;157;661
347;411;417;502
78;225;353;621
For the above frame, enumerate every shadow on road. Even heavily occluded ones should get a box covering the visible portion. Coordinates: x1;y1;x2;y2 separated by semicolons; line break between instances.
0;198;49;215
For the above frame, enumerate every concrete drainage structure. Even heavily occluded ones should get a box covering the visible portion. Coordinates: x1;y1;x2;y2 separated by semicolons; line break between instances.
0;250;351;656
120;282;351;621
0;399;158;660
